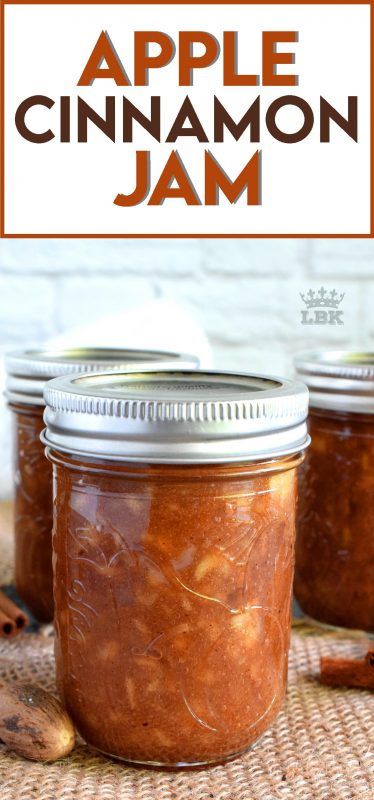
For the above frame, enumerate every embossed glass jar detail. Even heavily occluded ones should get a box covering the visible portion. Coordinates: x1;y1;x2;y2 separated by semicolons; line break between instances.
43;370;309;766
6;349;198;623
295;351;374;632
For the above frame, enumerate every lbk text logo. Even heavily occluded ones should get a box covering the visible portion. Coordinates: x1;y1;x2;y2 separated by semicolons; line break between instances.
300;287;345;325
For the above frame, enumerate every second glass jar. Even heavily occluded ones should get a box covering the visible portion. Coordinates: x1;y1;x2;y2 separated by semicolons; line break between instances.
6;348;199;622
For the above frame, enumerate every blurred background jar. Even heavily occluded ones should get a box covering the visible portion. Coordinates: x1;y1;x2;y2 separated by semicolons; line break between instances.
43;369;309;766
294;351;374;633
5;348;199;623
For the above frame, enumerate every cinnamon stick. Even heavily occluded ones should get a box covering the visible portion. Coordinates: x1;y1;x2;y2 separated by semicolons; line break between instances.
0;610;16;638
0;590;28;637
320;649;374;691
0;590;28;631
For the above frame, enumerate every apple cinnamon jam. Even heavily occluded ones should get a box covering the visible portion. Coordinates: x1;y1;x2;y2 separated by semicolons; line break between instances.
6;349;198;622
295;351;374;632
43;370;309;766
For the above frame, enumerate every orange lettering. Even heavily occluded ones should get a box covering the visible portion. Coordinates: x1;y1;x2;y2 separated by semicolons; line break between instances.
134;32;175;86
262;31;298;87
114;151;150;206
149;151;200;205
179;32;219;86
223;32;259;86
205;150;260;205
78;31;130;86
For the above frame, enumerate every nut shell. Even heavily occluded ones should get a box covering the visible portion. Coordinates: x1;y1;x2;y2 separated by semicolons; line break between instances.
0;683;75;761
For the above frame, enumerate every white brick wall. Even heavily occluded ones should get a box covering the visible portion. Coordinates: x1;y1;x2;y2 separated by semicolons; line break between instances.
1;238;373;497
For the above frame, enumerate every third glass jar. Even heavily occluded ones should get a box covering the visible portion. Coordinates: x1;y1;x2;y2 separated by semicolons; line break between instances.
294;351;374;632
43;369;309;766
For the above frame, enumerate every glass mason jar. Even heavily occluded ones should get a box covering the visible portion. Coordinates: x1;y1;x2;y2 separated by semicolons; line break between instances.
6;349;198;622
294;351;374;632
43;370;309;767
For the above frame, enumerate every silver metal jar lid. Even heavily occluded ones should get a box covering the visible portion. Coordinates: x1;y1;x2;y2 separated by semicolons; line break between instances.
5;348;199;406
42;370;310;464
294;350;374;414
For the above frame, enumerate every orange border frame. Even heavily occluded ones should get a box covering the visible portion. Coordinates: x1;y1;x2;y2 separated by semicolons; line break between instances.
0;0;373;238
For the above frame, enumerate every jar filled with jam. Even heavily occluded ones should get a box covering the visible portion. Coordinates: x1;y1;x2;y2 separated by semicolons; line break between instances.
43;370;309;766
6;348;198;622
294;351;374;632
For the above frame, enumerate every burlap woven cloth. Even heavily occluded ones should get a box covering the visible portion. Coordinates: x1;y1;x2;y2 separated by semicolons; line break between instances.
0;504;373;800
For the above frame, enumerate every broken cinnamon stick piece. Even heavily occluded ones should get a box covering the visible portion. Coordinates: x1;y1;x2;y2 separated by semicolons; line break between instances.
320;649;374;690
0;590;28;631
